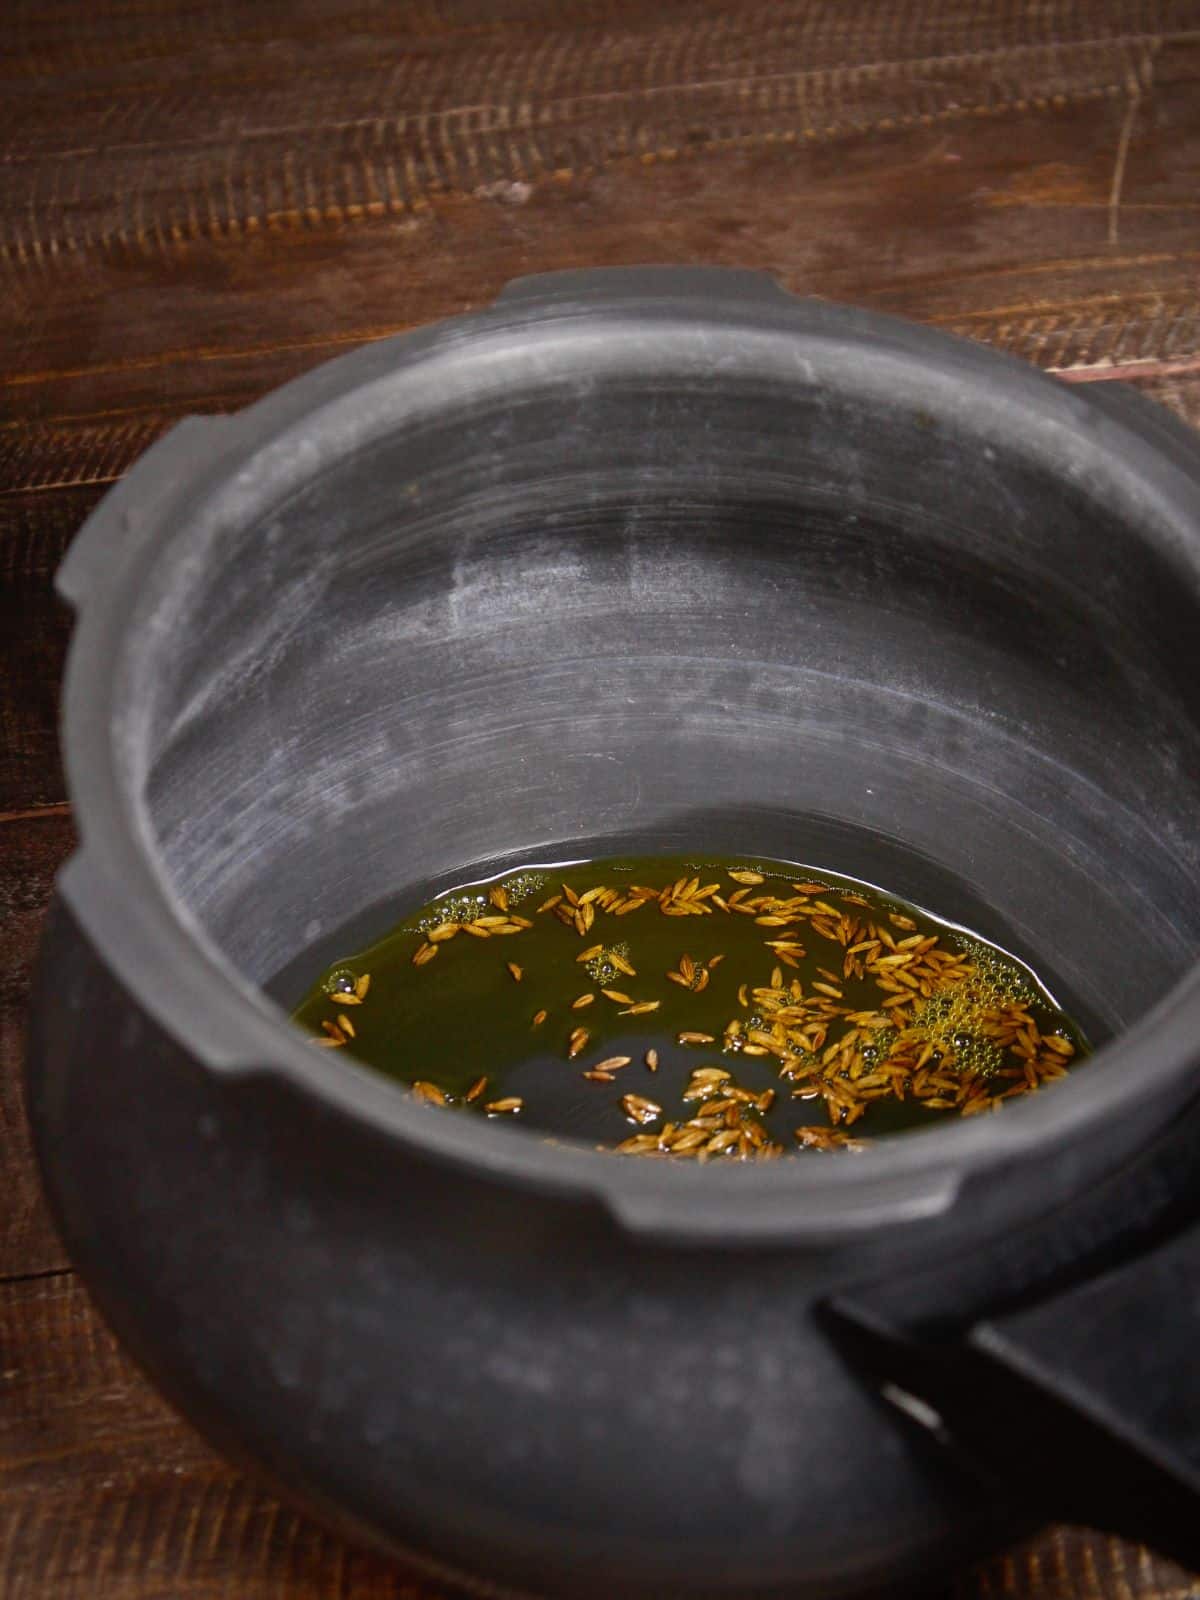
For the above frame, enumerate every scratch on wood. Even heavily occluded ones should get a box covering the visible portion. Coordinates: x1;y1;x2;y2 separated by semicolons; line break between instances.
1055;352;1200;382
0;800;70;825
1107;87;1140;246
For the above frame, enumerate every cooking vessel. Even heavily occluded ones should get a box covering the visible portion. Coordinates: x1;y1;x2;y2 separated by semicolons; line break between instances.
27;267;1200;1597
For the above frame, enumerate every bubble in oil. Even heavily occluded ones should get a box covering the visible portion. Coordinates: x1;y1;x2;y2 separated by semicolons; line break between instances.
291;851;1089;1152
324;967;359;996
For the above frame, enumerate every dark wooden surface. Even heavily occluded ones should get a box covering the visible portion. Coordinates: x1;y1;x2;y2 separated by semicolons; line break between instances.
3;2;1200;1595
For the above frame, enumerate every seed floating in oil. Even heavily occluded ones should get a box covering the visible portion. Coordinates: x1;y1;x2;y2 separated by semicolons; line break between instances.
292;853;1090;1158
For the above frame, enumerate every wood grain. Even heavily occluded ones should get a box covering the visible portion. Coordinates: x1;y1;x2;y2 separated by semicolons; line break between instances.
0;1;1185;267
4;1;1200;1595
3;35;1199;461
0;809;75;1280
0;585;70;812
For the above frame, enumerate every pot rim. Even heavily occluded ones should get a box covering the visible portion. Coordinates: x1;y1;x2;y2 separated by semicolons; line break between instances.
55;267;1200;1245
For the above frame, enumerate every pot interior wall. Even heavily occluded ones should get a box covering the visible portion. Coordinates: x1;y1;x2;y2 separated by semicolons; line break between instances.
131;346;1200;1048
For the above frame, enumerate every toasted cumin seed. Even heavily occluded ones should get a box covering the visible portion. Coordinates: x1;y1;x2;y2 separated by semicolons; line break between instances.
583;1069;615;1082
332;991;363;1006
533;1009;548;1026
610;952;637;977
622;1094;663;1125
536;894;562;913
462;923;490;938
645;1049;659;1071
667;1128;708;1152
485;1097;523;1115
412;1080;446;1106
354;973;371;999
576;944;604;963
812;981;844;998
568;1027;590;1058
489;886;509;910
507;962;523;982
321;1019;345;1041
706;1129;742;1153
337;1014;356;1038
601;989;635;1004
428;924;459;942
572;993;596;1009
729;870;764;885
412;942;438;965
621;1001;661;1015
465;1076;488;1102
677;1031;716;1045
594;1056;633;1072
315;1036;344;1047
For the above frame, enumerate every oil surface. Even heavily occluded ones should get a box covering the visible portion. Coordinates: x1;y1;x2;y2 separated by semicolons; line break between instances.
291;854;1089;1157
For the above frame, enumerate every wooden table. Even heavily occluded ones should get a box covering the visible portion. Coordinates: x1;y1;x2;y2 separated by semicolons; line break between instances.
3;3;1200;1595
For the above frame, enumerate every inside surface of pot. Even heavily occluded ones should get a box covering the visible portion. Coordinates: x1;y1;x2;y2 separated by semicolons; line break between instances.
118;299;1200;1147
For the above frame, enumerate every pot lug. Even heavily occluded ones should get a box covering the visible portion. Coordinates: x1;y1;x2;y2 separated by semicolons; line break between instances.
829;1112;1200;1570
495;263;797;309
56;415;231;612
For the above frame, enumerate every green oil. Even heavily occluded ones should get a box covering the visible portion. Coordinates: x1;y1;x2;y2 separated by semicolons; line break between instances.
289;854;1089;1157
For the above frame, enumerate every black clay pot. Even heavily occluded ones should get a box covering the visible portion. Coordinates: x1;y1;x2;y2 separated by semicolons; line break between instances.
27;268;1200;1597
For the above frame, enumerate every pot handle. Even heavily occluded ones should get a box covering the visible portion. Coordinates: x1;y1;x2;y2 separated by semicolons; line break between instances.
830;1216;1200;1569
495;264;797;310
56;415;230;611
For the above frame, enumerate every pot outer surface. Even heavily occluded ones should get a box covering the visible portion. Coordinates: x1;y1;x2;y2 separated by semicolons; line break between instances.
28;269;1200;1597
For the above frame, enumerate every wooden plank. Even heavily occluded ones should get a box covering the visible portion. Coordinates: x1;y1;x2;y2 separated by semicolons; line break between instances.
0;1;1189;266
959;1529;1200;1600
0;809;75;1280
2;36;1198;433
0;585;70;814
